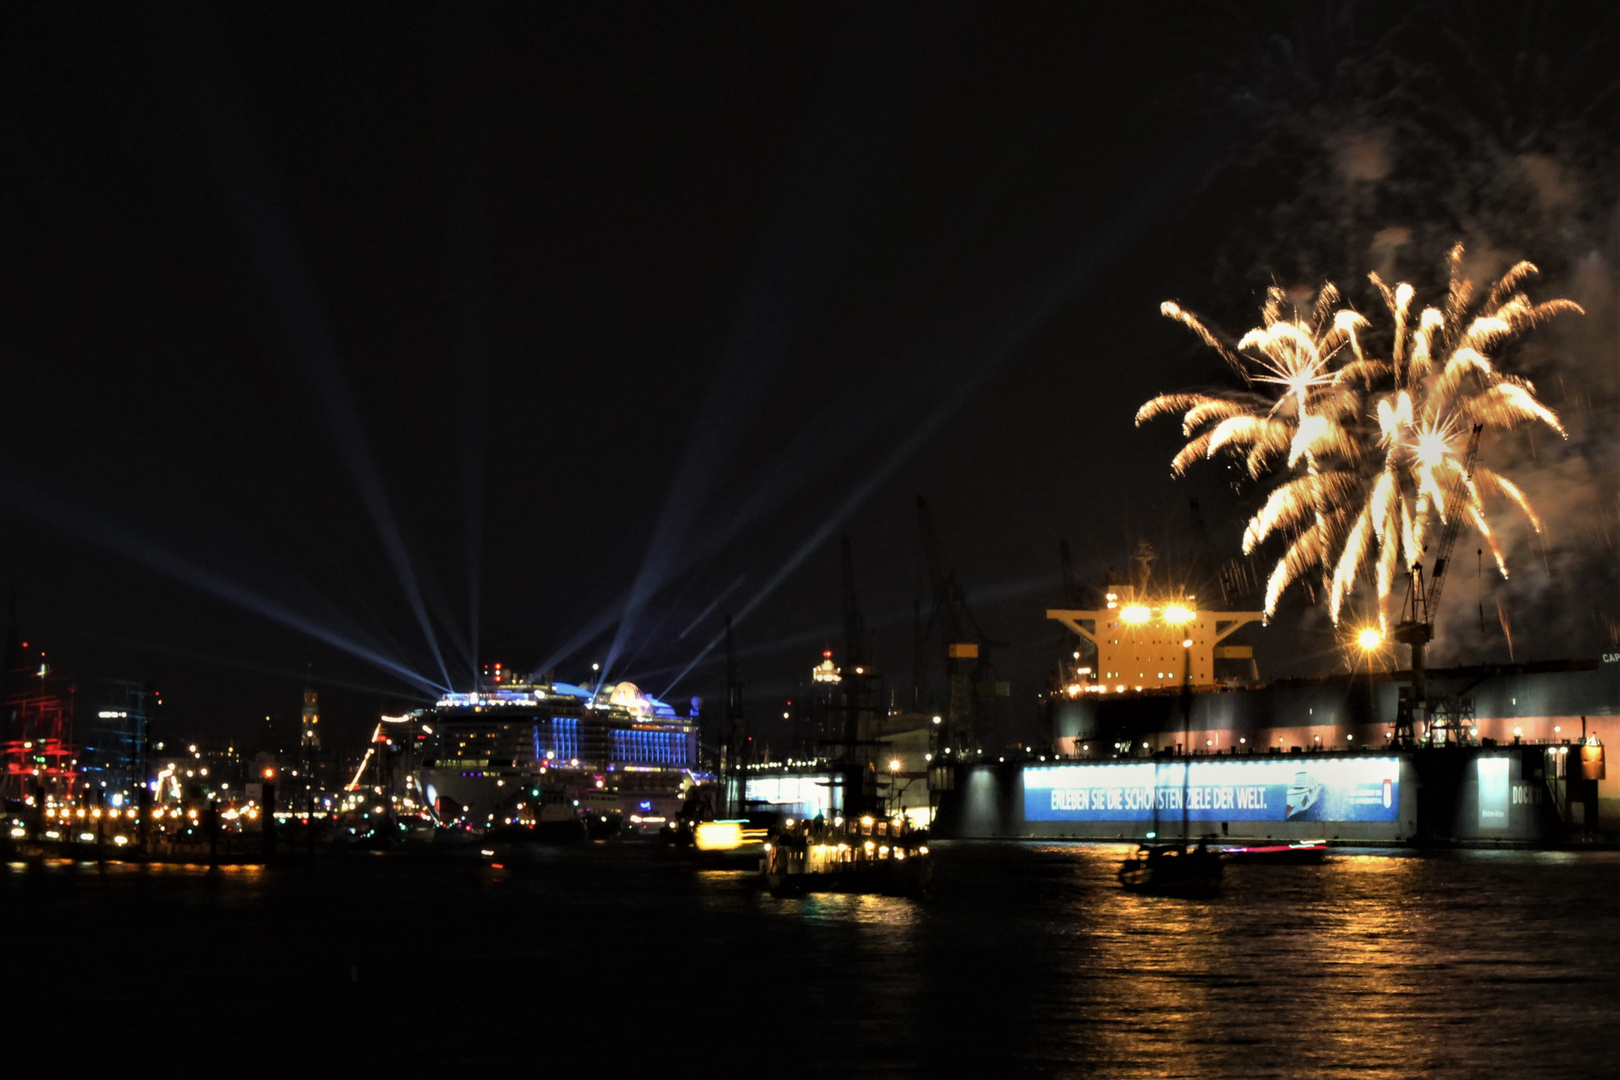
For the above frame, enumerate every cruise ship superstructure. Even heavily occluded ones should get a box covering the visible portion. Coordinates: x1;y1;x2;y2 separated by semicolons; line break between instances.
416;675;699;834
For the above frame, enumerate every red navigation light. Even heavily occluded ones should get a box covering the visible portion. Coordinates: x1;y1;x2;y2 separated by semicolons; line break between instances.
822;650;832;658
262;767;276;780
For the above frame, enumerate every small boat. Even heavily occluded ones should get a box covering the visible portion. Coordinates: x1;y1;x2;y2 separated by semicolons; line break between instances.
1117;650;1222;898
1219;839;1329;864
1117;842;1223;898
672;810;777;867
763;814;932;898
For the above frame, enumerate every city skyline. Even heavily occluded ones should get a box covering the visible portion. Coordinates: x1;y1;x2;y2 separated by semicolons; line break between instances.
2;4;1614;750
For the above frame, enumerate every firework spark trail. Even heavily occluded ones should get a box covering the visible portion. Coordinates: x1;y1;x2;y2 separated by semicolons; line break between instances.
1139;245;1579;627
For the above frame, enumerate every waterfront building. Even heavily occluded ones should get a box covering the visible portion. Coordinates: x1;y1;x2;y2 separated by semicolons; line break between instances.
78;679;150;797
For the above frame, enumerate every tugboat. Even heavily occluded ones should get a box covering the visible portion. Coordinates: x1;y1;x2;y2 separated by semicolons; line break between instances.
763;813;932;898
1117;645;1223;897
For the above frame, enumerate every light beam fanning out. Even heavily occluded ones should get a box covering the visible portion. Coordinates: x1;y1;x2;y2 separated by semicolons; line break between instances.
0;469;449;696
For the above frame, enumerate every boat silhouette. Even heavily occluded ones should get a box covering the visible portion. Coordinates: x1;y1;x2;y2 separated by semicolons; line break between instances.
1117;644;1223;897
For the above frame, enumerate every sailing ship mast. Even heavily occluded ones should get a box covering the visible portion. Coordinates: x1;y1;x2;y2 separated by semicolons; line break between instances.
1181;639;1192;846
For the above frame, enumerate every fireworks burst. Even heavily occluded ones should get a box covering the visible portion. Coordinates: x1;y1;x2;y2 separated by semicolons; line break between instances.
1139;245;1579;627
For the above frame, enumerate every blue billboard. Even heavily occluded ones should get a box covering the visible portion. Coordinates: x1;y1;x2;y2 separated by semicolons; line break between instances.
1023;757;1400;824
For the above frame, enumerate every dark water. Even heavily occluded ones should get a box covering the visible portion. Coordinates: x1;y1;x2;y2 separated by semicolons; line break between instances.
5;843;1618;1077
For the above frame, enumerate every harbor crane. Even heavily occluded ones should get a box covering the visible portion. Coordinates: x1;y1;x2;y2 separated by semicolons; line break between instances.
1058;538;1086;606
916;496;1000;753
1392;422;1485;744
721;614;748;815
838;536;885;816
842;535;870;671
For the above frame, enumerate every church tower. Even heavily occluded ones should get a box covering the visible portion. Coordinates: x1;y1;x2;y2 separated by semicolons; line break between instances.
300;687;321;750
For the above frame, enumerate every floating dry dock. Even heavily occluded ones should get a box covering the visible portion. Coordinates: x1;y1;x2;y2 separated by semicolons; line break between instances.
936;742;1605;845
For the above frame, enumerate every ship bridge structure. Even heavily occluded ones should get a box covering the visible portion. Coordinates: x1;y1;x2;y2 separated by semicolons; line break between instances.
1048;585;1262;692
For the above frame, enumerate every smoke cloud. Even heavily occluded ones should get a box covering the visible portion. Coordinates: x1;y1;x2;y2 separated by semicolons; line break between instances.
1196;5;1620;665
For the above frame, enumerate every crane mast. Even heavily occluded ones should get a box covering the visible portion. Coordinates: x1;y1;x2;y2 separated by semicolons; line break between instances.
916;496;993;753
722;614;746;815
1392;422;1484;744
1058;538;1085;606
841;536;869;670
839;536;880;817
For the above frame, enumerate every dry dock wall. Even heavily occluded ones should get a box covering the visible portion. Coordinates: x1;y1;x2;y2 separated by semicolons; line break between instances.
937;748;1570;844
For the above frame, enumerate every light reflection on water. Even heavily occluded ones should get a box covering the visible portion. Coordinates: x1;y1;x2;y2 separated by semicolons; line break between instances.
937;843;1619;1078
3;843;1617;1076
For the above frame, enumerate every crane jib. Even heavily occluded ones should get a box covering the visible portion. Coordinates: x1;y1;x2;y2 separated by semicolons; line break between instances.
1425;422;1485;620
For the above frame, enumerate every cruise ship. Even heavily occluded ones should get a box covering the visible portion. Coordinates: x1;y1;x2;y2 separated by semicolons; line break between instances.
415;672;700;836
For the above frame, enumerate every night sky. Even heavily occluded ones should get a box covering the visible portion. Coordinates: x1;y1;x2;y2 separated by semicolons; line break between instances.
3;3;1616;750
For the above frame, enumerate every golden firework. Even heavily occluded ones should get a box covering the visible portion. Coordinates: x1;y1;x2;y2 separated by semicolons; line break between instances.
1139;245;1578;626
